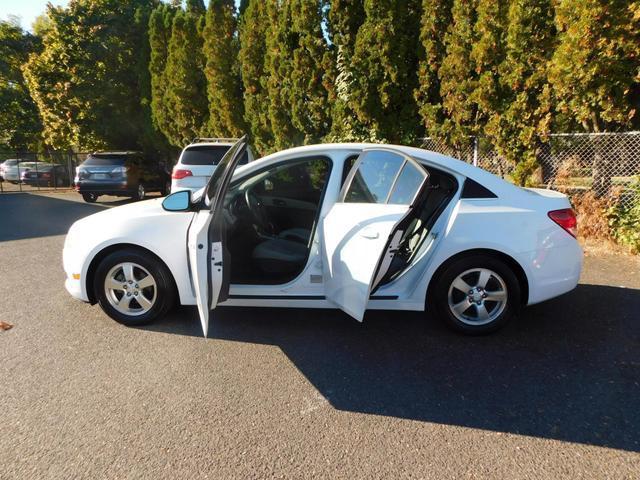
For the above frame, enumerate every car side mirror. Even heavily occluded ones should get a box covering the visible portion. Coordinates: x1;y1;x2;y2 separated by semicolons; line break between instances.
162;190;191;212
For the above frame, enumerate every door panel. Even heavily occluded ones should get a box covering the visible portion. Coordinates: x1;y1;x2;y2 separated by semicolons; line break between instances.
322;148;428;321
187;136;248;337
187;210;218;337
322;203;409;321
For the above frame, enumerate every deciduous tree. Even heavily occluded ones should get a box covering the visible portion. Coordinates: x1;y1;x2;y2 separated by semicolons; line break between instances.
0;18;42;150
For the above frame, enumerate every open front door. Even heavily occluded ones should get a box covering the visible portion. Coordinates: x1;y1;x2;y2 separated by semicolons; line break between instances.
187;136;248;337
322;148;429;321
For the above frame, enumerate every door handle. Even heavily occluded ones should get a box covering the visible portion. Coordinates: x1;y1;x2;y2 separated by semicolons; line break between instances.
273;198;286;206
360;229;379;239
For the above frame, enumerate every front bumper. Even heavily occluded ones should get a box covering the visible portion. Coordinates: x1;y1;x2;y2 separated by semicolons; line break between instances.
62;240;90;302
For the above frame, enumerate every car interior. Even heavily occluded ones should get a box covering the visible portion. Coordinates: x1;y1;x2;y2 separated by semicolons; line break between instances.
221;152;457;287
223;156;332;285
374;167;458;287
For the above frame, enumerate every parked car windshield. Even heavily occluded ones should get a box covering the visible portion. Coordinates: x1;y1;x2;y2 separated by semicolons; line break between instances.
181;145;248;166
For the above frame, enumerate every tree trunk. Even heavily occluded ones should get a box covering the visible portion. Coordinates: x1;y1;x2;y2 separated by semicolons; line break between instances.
538;140;553;185
592;135;612;198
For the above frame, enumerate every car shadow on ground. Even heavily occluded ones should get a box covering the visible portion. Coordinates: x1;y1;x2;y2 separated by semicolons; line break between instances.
0;192;157;242
144;284;640;452
0;193;108;242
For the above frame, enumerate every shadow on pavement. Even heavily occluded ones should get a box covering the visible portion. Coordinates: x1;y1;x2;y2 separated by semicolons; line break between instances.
0;192;155;242
0;193;106;242
145;284;640;452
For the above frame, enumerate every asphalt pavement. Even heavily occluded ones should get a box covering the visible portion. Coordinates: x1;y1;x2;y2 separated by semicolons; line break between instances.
1;191;639;479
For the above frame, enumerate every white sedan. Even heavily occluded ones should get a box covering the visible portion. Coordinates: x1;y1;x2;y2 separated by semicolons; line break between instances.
63;137;583;335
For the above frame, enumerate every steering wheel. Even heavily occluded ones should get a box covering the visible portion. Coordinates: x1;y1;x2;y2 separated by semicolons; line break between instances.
245;189;273;234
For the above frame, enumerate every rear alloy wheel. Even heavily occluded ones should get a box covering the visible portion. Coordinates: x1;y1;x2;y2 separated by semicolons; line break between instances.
82;193;99;203
135;183;145;201
432;255;521;334
94;249;175;326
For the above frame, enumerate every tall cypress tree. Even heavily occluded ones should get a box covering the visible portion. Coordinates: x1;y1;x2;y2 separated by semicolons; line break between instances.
490;0;555;185
471;0;507;135
163;9;208;146
549;0;639;133
288;0;332;144
350;0;422;143
415;0;453;137
186;0;206;14
148;4;178;150
202;0;245;137
549;0;639;195
264;0;301;150
327;0;366;141
239;0;272;154
438;0;479;145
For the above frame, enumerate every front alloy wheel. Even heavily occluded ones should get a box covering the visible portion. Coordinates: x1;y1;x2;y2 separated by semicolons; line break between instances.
94;249;175;326
104;262;157;316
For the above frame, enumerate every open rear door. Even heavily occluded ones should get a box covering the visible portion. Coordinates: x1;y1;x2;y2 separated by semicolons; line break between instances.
321;148;428;321
187;136;248;337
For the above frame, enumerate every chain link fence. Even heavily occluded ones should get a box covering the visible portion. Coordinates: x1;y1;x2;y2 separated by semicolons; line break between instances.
0;152;91;193
421;132;640;209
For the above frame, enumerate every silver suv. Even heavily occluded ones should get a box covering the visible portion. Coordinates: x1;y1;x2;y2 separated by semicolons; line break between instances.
170;138;254;193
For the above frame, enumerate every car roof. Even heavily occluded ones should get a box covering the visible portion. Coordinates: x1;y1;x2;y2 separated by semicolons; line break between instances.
184;142;235;149
90;151;141;156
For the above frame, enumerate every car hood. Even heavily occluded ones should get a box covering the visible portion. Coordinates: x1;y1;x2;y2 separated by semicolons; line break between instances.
68;197;189;240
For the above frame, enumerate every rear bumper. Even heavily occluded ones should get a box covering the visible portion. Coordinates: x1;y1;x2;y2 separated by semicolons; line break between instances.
525;239;583;305
75;181;134;196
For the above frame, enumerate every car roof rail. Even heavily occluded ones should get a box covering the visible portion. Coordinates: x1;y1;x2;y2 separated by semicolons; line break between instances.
191;137;240;144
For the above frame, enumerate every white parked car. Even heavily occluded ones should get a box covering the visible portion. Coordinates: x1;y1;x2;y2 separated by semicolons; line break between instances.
170;137;253;193
2;161;45;183
0;159;19;181
64;137;582;336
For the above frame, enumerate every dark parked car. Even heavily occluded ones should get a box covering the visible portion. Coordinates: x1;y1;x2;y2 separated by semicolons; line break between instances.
74;152;170;203
21;164;71;187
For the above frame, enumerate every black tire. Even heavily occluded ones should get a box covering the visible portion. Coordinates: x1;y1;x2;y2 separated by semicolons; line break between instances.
93;249;175;326
134;183;145;201
82;192;98;203
431;254;521;335
161;179;171;196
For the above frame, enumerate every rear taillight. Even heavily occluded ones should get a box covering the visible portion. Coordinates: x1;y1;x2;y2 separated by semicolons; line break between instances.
548;209;577;238
172;168;193;180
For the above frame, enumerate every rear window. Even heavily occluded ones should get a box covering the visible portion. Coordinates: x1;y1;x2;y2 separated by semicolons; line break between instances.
83;155;126;166
181;145;248;166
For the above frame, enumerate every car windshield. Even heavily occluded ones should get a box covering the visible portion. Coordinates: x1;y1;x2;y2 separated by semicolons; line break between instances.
180;145;238;166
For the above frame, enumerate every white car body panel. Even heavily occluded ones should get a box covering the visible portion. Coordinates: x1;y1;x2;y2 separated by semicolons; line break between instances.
64;143;583;321
322;202;408;320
